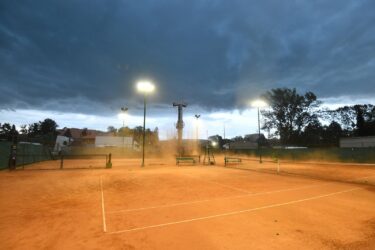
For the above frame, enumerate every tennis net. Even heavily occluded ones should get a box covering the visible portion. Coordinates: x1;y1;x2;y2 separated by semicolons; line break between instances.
224;157;375;186
18;154;112;170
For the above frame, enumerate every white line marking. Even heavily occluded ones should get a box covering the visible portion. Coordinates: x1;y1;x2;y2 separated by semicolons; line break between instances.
280;161;375;167
108;183;328;214
107;187;360;234
100;176;107;232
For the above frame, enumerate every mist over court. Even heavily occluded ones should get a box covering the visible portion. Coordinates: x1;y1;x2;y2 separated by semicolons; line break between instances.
1;1;375;249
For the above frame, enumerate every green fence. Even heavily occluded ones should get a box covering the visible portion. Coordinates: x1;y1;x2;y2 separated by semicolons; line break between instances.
225;147;375;163
0;141;12;170
0;141;52;170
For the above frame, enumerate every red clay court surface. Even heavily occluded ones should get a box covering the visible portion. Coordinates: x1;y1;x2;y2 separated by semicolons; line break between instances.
1;158;375;249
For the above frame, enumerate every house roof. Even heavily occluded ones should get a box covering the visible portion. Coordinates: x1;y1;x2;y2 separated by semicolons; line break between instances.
58;128;113;139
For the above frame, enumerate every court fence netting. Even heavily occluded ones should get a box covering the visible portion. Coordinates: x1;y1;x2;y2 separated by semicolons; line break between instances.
1;142;112;171
223;156;375;186
1;141;52;170
15;153;112;170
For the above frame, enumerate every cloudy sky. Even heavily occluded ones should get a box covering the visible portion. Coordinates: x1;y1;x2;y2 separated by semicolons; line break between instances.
1;0;374;139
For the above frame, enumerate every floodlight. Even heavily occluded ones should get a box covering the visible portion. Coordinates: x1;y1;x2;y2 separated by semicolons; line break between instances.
137;81;155;94
251;99;267;108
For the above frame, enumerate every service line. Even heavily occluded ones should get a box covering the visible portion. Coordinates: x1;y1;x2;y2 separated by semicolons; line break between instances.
107;187;361;234
108;182;329;214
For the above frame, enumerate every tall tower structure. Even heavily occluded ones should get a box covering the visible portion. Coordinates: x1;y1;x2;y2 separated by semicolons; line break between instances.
173;102;187;156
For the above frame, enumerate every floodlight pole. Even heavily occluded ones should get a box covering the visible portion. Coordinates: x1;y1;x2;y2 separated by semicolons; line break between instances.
122;119;124;152
257;106;262;163
195;114;200;154
136;80;155;167
142;94;146;167
173;102;187;156
120;107;128;154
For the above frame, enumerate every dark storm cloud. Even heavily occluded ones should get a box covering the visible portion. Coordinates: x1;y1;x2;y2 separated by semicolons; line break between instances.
0;0;374;115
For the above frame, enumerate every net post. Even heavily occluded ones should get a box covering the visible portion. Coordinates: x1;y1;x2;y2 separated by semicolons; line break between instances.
60;155;64;169
106;153;112;168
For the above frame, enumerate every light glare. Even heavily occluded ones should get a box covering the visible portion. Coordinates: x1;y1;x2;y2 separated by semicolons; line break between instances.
251;99;268;108
137;81;155;94
118;113;128;120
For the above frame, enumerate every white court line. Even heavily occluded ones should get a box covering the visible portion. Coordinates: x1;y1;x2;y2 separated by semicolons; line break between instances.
107;187;361;234
108;183;329;214
280;161;375;166
100;176;107;232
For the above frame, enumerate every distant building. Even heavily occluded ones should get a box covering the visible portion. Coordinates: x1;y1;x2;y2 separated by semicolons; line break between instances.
224;133;268;150
58;128;113;146
53;135;71;153
95;136;138;149
340;136;375;148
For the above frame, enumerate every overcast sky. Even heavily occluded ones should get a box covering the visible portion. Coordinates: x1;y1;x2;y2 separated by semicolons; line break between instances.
1;0;374;139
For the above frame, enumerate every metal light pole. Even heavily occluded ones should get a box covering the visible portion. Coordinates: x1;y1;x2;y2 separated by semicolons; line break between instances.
252;100;267;164
194;114;200;154
137;81;155;167
257;106;262;163
120;107;128;153
142;95;146;166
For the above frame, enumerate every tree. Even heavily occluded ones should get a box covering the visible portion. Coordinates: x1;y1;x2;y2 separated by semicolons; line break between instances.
326;106;355;132
231;136;243;142
327;104;375;136
118;126;132;137
40;118;58;135
20;125;28;135
301;119;323;147
107;126;117;134
133;126;144;143
0;123;18;141
28;122;41;136
262;88;321;145
322;121;342;146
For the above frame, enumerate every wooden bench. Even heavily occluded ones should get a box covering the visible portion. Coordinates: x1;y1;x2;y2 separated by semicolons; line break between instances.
224;157;242;166
176;157;196;165
183;155;201;163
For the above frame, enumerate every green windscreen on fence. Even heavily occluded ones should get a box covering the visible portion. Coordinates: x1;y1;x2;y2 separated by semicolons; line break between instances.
0;141;52;170
0;141;12;170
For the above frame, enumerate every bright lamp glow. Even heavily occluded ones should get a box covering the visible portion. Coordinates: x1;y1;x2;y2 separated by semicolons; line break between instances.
117;113;128;120
251;99;268;108
136;81;155;94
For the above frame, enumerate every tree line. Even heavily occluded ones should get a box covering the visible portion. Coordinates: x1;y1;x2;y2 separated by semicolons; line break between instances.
107;126;159;146
0;118;160;147
0;118;58;145
261;88;375;147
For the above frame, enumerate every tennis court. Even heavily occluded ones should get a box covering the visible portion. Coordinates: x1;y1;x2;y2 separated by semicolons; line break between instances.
1;157;374;249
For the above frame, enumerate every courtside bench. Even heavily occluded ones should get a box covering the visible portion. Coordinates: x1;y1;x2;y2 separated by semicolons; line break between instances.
176;157;196;165
224;157;242;166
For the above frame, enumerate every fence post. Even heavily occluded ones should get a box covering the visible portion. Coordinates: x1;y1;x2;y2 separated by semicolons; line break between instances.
106;153;112;168
60;155;64;169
